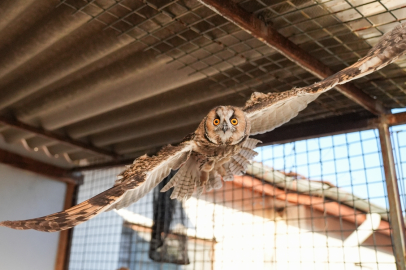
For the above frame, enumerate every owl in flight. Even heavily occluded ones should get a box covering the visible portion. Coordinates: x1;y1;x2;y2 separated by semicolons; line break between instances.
1;23;406;232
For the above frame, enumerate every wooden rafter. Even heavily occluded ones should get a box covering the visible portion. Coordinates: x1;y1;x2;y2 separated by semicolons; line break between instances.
0;115;118;158
0;148;82;185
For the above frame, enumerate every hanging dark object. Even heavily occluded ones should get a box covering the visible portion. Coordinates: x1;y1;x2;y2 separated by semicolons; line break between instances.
149;171;190;265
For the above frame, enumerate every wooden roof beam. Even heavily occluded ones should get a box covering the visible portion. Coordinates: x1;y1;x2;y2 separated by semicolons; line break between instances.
72;111;406;171
0;115;119;158
0;148;82;185
197;0;387;115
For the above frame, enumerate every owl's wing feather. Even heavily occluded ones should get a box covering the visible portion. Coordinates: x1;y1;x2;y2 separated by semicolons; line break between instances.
0;142;193;232
245;22;406;135
106;143;192;210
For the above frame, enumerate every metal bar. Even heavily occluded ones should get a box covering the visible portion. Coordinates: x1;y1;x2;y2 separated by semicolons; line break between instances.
197;0;386;115
0;148;82;185
378;119;406;270
0;115;118;158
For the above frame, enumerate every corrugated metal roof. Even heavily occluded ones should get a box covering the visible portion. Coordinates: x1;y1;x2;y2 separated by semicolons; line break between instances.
0;0;405;168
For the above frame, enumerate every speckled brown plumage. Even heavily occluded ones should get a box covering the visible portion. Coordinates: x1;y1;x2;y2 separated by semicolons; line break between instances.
1;22;406;232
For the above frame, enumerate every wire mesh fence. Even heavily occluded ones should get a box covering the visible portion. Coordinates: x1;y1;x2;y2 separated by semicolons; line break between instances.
67;125;406;270
256;129;394;269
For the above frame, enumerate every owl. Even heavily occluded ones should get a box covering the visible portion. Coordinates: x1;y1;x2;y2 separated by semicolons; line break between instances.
1;23;406;232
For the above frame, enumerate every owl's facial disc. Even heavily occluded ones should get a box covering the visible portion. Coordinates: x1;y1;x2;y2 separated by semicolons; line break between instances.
205;106;247;145
214;107;234;136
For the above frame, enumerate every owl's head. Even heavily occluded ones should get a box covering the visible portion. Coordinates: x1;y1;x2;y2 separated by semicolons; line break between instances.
204;106;249;145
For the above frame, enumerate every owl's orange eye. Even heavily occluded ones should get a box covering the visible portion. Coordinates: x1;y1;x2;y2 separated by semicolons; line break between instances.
231;118;238;125
213;119;220;126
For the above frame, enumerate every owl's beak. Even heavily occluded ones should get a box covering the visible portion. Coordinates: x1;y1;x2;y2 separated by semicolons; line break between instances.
222;123;229;133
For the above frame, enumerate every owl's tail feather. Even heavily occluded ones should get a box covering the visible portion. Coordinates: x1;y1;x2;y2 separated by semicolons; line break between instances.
0;185;125;232
161;155;200;201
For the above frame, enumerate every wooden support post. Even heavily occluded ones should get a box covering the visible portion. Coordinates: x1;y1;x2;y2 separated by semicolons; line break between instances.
378;120;406;270
55;183;78;270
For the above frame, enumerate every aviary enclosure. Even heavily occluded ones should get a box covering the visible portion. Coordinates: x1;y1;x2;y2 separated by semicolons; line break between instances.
0;0;406;270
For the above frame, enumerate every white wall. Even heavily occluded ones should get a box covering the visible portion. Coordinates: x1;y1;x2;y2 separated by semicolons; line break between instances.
184;198;397;270
0;163;67;270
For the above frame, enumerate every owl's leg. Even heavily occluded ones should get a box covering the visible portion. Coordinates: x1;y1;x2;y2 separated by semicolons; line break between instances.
201;160;215;171
200;171;209;185
216;157;234;182
195;171;208;196
206;170;222;191
217;166;226;177
216;157;230;177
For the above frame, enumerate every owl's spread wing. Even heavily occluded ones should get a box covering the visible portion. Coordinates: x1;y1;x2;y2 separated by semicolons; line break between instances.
245;22;406;135
0;143;193;232
106;143;192;211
